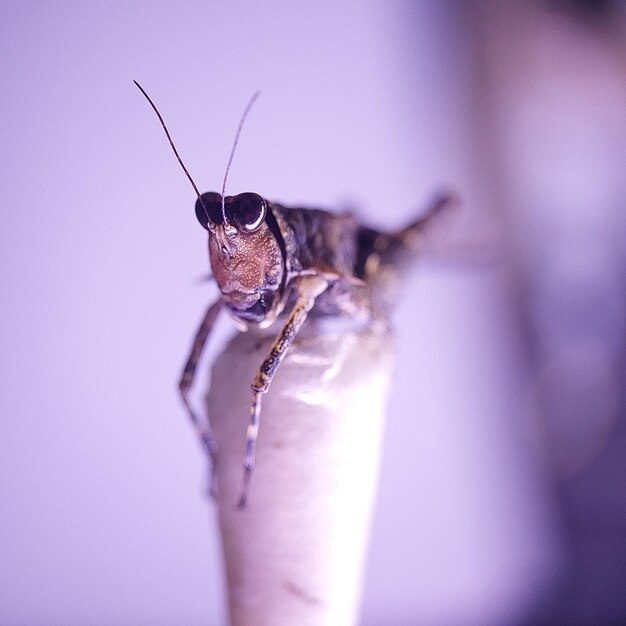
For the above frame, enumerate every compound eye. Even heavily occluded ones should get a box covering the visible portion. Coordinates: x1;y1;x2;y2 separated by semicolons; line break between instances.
195;192;223;229
231;193;266;232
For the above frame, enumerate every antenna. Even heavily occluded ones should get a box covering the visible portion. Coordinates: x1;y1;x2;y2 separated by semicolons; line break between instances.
220;91;260;223
133;80;208;218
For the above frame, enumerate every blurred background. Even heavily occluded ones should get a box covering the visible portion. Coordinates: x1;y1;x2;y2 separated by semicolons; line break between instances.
1;1;624;624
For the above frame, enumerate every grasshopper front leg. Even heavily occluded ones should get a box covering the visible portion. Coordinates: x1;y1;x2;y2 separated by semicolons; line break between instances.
238;275;329;508
179;299;222;494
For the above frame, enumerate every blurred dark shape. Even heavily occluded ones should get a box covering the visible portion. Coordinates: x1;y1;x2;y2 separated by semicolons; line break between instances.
547;0;621;22
461;0;626;623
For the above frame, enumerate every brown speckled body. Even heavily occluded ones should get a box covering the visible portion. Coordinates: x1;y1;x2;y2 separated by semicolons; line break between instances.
133;80;454;504
134;79;455;504
209;218;284;327
248;197;452;322
184;191;454;506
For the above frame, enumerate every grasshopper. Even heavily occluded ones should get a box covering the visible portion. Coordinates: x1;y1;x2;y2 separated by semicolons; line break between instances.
135;82;456;507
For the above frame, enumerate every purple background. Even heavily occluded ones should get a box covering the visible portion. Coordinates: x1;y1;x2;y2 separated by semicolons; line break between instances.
1;1;624;624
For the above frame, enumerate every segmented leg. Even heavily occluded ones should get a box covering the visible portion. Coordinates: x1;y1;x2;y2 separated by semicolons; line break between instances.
179;299;222;495
397;192;460;252
238;275;329;508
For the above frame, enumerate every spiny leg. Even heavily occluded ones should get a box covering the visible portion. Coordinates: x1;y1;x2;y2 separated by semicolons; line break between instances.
179;299;222;495
397;192;459;247
238;275;329;508
359;193;460;310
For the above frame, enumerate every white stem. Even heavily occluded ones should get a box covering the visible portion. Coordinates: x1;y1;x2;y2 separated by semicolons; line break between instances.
208;323;393;626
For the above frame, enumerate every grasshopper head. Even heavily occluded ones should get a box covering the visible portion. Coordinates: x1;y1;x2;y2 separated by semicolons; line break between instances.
196;191;285;328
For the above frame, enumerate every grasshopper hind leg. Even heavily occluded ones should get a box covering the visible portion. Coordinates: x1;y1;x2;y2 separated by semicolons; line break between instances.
356;193;459;310
396;192;459;253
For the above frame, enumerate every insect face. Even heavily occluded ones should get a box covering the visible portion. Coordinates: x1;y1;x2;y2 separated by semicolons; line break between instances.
195;192;286;328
